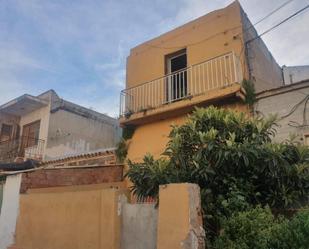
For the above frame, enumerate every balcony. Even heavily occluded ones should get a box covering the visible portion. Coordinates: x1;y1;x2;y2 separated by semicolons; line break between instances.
120;52;244;125
0;136;45;163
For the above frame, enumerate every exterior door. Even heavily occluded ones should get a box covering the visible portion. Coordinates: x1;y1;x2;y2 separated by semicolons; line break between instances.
166;49;187;102
21;120;40;150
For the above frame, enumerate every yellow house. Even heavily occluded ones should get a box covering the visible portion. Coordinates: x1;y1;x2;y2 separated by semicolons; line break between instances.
120;1;283;162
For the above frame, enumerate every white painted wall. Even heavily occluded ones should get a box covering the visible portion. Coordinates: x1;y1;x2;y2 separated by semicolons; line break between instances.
45;109;121;159
0;174;22;249
283;65;309;85
256;84;309;143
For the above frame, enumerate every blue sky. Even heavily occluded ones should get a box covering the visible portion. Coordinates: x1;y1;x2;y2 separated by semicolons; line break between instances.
1;0;309;117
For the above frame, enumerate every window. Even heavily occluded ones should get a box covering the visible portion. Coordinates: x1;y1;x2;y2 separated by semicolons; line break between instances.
165;49;188;102
21;120;41;149
0;124;13;142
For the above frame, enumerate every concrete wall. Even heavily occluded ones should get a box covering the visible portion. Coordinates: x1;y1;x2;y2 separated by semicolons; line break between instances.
240;7;283;92
14;187;128;249
45;109;121;159
255;82;309;143
0;174;22;249
283;65;309;85
121;203;158;249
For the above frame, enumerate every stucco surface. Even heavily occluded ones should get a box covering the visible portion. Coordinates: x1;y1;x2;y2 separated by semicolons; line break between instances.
156;183;205;249
121;203;158;249
126;2;244;88
45;109;120;159
14;187;128;249
126;101;248;163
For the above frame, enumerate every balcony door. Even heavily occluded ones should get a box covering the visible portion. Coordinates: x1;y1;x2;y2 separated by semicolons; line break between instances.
166;49;188;102
21;120;40;150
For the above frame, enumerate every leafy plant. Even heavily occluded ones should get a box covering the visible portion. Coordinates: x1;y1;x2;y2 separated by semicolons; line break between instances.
125;106;309;246
115;125;136;163
242;79;256;107
122;125;135;140
215;206;309;249
214;206;284;249
115;139;128;163
269;208;309;249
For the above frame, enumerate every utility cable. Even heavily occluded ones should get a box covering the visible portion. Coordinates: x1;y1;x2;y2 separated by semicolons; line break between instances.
247;3;309;44
250;0;294;27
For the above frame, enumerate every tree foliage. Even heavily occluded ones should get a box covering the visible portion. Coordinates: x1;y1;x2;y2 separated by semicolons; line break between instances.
125;106;309;246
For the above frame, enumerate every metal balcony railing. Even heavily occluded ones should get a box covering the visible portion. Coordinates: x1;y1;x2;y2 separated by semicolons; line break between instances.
0;136;45;163
120;52;243;117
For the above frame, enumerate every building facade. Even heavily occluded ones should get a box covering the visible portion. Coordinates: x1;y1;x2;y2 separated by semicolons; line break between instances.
119;1;283;162
255;80;309;144
0;90;121;162
282;65;309;85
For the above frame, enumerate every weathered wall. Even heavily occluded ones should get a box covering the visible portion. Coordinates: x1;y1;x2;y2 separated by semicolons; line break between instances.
45;109;121;159
14;187;128;249
6;182;203;249
126;1;245;88
20;165;123;193
0;174;22;249
283;65;309;85
0;113;20;141
121;203;158;249
240;7;283;92
255;82;309;143
157;184;205;249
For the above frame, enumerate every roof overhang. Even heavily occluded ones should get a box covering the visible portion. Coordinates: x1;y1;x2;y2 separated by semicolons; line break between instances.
0;94;48;116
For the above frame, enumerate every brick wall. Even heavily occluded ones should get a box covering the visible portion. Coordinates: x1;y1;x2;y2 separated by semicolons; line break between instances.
20;165;123;193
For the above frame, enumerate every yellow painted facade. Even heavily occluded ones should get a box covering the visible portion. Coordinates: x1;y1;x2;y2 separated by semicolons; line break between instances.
127;100;248;162
120;0;284;165
120;1;254;164
14;186;129;249
126;2;246;88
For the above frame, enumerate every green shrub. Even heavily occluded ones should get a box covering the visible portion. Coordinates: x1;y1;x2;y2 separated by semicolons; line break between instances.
125;106;309;245
269;208;309;249
214;207;309;249
214;206;283;249
115;139;128;163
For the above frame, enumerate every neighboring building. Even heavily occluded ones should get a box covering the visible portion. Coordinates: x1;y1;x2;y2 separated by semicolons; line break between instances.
0;90;121;162
282;65;309;85
255;80;309;144
119;1;283;161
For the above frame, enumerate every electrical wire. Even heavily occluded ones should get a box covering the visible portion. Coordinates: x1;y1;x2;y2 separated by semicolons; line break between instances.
278;94;309;120
246;3;309;44
250;0;294;27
